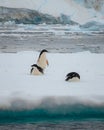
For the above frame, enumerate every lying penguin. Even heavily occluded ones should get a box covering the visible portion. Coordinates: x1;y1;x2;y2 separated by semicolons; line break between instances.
37;49;49;69
30;64;44;75
65;72;80;82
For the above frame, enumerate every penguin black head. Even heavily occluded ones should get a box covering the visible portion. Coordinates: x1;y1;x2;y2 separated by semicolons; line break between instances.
31;64;44;74
39;49;48;58
65;72;80;82
31;64;38;68
41;49;48;53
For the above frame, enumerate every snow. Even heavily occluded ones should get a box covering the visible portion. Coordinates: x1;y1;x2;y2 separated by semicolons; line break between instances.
0;0;104;25
0;51;104;110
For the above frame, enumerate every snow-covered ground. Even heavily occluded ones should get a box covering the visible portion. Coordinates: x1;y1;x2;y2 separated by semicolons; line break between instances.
0;51;104;110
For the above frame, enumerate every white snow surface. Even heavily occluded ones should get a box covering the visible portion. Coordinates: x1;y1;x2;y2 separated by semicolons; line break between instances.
0;0;104;24
0;51;104;109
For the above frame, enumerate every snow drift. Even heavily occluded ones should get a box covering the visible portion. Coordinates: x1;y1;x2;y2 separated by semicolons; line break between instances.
0;51;104;109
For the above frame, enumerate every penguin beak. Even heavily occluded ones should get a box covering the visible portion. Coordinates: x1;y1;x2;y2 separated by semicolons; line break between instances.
46;60;49;66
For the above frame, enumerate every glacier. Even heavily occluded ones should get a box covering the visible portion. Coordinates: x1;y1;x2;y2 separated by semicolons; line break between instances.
0;0;104;26
0;6;104;31
0;6;77;25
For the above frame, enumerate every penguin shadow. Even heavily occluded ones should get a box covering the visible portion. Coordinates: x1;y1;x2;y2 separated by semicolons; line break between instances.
30;49;49;76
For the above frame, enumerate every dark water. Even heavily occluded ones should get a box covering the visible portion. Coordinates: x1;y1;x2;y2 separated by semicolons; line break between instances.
0;104;104;129
0;34;104;53
0;24;104;53
0;121;104;130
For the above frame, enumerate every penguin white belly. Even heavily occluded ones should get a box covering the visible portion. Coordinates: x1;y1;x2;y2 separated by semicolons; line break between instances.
37;53;47;69
67;77;80;82
31;68;43;75
37;60;47;69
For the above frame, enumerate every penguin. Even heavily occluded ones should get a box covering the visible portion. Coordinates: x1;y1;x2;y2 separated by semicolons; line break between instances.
65;72;80;82
37;49;49;69
30;64;44;75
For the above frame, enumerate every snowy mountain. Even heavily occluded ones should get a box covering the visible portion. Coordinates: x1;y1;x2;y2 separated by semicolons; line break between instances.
0;6;77;25
0;0;104;25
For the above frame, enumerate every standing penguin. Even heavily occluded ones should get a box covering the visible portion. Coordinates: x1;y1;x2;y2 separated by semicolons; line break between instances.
65;72;80;82
37;49;49;69
30;64;44;75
